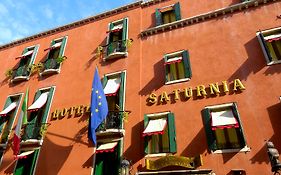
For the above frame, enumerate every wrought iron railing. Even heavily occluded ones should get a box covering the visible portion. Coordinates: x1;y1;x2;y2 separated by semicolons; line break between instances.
43;58;60;71
13;65;29;78
106;40;127;56
96;111;123;132
21;123;49;141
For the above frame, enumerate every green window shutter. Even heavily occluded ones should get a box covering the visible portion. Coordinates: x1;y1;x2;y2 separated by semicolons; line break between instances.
144;114;149;155
107;22;115;55
164;55;169;83
202;108;216;151
58;37;67;57
94;156;104;175
167;113;177;153
0;97;12;132
102;76;108;88
232;102;246;147
41;87;55;124
118;72;125;110
14;149;40;175
45;40;55;62
155;8;162;26
174;2;181;21
259;33;272;62
29;45;39;66
122;18;128;49
182;50;192;78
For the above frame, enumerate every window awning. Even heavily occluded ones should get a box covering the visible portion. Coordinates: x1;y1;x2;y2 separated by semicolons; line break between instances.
27;92;49;112
96;142;118;153
104;78;121;96
15;150;34;159
164;57;182;65
15;50;34;59
142;118;167;137
160;6;174;12
107;24;123;33
44;42;62;51
264;33;281;42
211;109;239;130
0;102;17;116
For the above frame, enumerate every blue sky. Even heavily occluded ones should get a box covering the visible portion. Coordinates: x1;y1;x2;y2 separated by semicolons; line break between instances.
0;0;137;45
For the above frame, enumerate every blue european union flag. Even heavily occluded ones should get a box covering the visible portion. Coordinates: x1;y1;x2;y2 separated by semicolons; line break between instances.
88;68;108;145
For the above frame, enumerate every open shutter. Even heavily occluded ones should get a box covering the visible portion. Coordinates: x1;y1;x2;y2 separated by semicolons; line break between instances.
258;33;273;63
16;48;29;77
232;102;246;147
102;76;108;88
155;8;162;26
46;40;56;60
122;18;128;49
202;108;216;151
94;155;104;175
144;114;149;155
30;149;40;175
29;45;38;66
58;37;67;57
41;87;55;124
107;22;115;55
168;113;177;153
14;149;40;175
0;97;13;132
174;2;181;21
164;55;169;83
118;72;125;111
182;50;192;78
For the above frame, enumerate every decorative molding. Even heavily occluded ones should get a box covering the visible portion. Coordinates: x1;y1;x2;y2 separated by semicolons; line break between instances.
0;1;142;50
140;0;281;37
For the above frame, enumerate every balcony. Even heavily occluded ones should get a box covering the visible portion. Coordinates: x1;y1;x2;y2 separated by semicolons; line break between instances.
104;40;128;61
11;65;30;83
96;111;125;139
20;123;49;148
40;58;60;76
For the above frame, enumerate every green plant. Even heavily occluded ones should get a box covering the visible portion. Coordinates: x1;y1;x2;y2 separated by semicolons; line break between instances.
5;69;13;78
56;56;68;64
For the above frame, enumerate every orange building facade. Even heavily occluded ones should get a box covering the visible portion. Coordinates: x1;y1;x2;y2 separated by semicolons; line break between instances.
0;0;280;174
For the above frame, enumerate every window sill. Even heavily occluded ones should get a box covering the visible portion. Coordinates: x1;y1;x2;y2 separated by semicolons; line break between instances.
20;139;43;146
165;78;190;85
40;68;60;76
211;146;250;154
96;129;125;136
11;76;29;83
103;51;128;61
267;60;281;66
145;152;173;158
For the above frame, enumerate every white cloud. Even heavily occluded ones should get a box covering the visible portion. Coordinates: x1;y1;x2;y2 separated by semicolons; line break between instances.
0;3;9;16
42;6;53;19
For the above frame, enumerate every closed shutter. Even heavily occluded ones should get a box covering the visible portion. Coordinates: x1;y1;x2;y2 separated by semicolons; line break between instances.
232;102;246;147
174;2;181;21
144;114;149;154
182;50;192;78
155;8;162;26
168;113;177;153
202;108;216;151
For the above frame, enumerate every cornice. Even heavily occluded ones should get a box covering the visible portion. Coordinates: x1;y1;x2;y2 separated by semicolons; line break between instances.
140;0;280;37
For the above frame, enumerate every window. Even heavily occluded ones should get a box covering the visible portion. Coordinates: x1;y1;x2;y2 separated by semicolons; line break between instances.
155;2;181;26
164;50;192;84
143;112;176;155
96;71;126;134
21;87;55;145
14;149;40;175
12;45;39;83
94;141;120;175
41;36;67;75
105;18;128;60
257;27;281;65
202;103;249;153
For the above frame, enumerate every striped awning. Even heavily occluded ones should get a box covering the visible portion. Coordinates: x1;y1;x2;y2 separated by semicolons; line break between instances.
142;118;167;137
96;142;118;153
27;92;49;112
164;57;182;65
0;102;17;116
104;78;121;96
107;24;123;33
264;33;281;42
15;50;34;59
211;109;239;130
15;150;35;159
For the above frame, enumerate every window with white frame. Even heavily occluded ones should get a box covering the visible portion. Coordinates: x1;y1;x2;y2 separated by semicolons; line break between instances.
257;27;281;65
155;2;181;26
